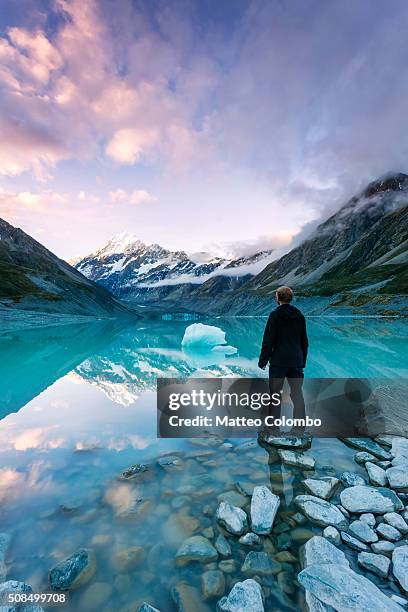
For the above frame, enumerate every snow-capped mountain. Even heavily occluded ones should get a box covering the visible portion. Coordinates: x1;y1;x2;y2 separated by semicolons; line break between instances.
73;234;275;306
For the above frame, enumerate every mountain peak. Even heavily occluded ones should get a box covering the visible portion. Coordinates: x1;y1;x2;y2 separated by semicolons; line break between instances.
98;233;144;256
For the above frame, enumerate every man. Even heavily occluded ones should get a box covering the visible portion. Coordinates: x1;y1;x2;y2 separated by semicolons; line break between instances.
258;286;308;433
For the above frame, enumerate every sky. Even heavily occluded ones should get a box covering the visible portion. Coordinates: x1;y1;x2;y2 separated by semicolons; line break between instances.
0;0;408;260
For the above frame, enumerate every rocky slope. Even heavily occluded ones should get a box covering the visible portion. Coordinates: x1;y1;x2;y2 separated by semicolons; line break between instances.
0;217;134;321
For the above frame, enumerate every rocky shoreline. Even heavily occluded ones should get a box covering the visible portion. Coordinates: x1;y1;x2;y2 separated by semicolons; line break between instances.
1;435;408;611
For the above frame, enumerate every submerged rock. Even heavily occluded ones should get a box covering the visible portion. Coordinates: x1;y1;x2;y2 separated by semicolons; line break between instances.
278;450;315;469
294;495;348;529
119;463;149;480
216;502;248;535
250;486;280;535
354;451;377;464
49;549;96;590
298;563;404;612
0;581;44;612
114;546;144;572
302;477;339;500
80;582;112;610
218;578;264;612
340;485;403;514
340;438;392;460
201;570;225;600
261;435;312;450
137;604;161;612
175;536;218;566
0;534;11;582
348;520;378;543
392;545;408;592
365;462;388;487
241;551;281;576
172;582;211;612
217;491;247;508
357;551;390;578
386;466;408;489
214;534;231;558
157;455;184;470
340;471;366;487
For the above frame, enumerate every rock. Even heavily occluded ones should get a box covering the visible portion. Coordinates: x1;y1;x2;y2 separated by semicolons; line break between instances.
274;551;297;563
392;545;408;592
114;546;144;572
357;552;390;578
214;534;231;558
119;463;149;480
348;520;378;543
341;531;369;552
290;527;315;543
323;526;340;546
261;435;312;450
340;472;366;487
298;563;404;612
137;604;161;612
365;462;388;487
300;535;349;568
384;512;408;533
218;559;236;573
337;505;350;518
235;482;255;496
219;579;264;612
389;595;408;607
0;534;11;581
303;477;339;500
360;513;376;528
377;460;392;469
0;581;44;612
292;512;307;525
201;570;225;600
392;456;408;467
80;582;112;610
238;533;261;546
250;486;280;535
386;467;408;489
241;551;281;576
157;455;184;469
176;536;218;566
340;485;403;514
340;438;392;460
49;549;96;590
376;523;401;542
278;449;315;469
355;452;377;464
171;582;211;612
216;502;248;535
371;540;395;555
217;491;247;508
294;495;348;529
391;438;408;459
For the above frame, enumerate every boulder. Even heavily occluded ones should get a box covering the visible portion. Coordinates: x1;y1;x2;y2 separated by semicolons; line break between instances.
250;486;280;535
216;502;248;536
49;549;96;590
278;450;315;469
340;485;403;514
386;467;408;490
218;579;264;612
298;563;404;612
303;477;339;500
365;462;388;487
348;520;378;543
357;552;390;578
294;495;348;529
175;536;218;566
392;545;408;592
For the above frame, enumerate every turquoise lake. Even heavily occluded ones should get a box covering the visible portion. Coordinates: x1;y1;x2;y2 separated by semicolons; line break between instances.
0;316;407;611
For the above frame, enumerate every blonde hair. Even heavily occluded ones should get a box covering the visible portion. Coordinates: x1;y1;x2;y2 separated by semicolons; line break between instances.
276;286;293;303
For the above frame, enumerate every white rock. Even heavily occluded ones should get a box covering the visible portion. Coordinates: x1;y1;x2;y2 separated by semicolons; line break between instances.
360;513;376;528
365;462;388;487
340;485;403;514
386;466;408;490
278;449;315;469
340;471;366;487
341;531;369;552
323;526;341;546
238;533;261;546
371;540;395;555
220;578;264;612
216;502;248;535
391;438;408;459
300;535;349;568
250;486;280;535
348;520;378;543
376;523;401;542
384;512;408;534
303;477;339;500
393;545;408;592
298;563;404;612
294;495;348;529
341;438;392;460
357;551;390;578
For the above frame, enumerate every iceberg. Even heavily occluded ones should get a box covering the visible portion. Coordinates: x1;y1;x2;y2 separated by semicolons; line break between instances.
181;323;237;353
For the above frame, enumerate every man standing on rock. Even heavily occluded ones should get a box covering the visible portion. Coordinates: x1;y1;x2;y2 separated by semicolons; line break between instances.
258;286;308;434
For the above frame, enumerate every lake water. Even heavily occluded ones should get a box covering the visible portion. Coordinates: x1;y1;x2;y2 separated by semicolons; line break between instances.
0;316;407;611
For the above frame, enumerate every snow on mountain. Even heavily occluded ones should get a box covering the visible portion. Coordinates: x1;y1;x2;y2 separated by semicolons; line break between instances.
74;236;275;303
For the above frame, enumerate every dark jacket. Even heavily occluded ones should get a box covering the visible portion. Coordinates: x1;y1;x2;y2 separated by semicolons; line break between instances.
258;303;308;369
